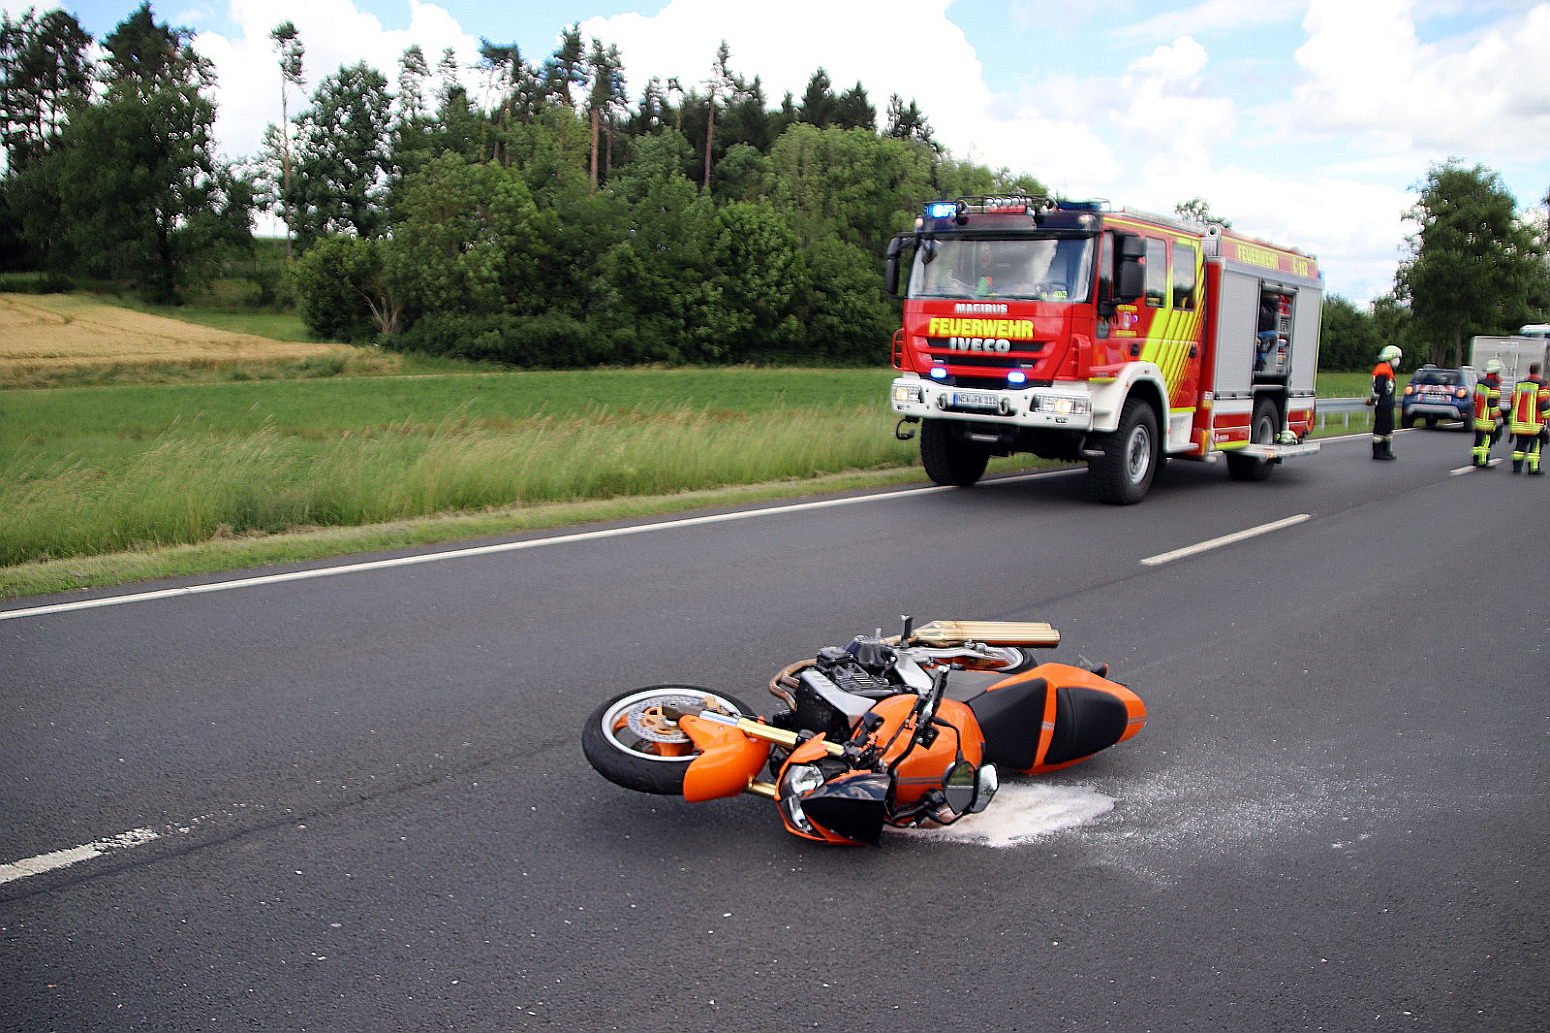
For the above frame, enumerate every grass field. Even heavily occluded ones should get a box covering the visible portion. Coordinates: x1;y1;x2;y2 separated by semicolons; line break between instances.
0;292;1380;598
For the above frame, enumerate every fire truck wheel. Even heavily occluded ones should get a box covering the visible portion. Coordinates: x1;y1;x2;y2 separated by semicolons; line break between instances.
921;419;990;486
1091;398;1159;504
1227;398;1279;482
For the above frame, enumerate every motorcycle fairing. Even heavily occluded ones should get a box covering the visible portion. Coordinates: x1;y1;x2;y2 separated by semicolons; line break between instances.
967;663;1147;775
679;715;773;802
799;772;890;846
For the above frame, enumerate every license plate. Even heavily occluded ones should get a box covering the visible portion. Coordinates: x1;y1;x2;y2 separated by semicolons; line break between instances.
952;391;1000;410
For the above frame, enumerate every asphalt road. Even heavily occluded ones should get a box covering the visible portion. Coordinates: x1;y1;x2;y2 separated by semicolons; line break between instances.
3;427;1547;1032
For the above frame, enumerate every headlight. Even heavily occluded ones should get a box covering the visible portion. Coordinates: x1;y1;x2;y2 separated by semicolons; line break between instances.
1034;395;1090;416
778;763;825;834
893;384;924;405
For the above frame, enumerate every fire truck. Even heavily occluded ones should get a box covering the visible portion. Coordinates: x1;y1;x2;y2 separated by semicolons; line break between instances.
885;195;1323;504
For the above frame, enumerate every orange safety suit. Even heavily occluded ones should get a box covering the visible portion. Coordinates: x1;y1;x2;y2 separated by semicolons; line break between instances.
1508;374;1550;474
1472;374;1502;468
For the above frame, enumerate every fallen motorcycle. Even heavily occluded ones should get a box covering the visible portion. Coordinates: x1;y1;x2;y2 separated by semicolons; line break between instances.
582;618;1146;845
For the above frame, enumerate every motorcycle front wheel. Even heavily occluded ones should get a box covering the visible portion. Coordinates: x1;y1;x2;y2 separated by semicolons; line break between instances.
582;686;755;795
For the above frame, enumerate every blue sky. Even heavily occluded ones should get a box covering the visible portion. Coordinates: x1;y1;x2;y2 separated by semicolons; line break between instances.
13;0;1550;305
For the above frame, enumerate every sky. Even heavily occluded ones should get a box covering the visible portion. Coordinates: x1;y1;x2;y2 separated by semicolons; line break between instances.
9;0;1550;305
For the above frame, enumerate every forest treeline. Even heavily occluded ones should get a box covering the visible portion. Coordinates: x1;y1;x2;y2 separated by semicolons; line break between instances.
3;3;1545;370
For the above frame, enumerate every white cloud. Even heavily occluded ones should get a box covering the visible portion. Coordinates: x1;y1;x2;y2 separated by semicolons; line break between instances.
1293;0;1550;162
197;0;482;158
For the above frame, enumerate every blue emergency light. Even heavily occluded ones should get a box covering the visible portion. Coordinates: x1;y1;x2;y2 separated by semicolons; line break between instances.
925;202;958;219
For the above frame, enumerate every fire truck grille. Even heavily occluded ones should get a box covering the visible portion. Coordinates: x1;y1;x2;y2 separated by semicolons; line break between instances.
925;351;1044;369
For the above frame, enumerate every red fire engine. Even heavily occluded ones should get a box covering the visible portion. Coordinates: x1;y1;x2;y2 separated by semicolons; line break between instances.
885;195;1322;503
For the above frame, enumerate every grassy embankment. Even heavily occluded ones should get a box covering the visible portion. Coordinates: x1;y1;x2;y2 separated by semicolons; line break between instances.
2;292;958;598
1;290;1379;599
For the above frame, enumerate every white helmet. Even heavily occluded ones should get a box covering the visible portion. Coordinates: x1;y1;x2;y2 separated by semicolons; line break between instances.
1485;358;1503;374
1378;345;1402;367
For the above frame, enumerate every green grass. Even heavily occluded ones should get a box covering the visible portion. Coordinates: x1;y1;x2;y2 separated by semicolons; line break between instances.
0;368;941;589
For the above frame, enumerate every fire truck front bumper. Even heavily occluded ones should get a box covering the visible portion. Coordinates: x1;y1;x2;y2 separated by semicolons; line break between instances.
890;377;1095;431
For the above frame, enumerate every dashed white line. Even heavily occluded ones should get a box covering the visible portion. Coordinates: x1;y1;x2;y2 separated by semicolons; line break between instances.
1140;513;1312;567
0;828;160;885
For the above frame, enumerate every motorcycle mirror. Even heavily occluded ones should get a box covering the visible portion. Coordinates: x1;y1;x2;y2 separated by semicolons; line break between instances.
970;763;998;814
942;759;978;815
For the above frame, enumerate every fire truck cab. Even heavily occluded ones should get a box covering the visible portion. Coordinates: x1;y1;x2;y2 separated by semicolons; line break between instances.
886;195;1322;504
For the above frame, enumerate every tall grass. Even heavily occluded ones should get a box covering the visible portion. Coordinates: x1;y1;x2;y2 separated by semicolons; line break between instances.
0;394;915;567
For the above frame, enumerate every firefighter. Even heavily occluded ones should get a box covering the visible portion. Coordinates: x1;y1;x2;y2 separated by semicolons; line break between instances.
1471;358;1504;468
1367;345;1401;460
1508;361;1550;474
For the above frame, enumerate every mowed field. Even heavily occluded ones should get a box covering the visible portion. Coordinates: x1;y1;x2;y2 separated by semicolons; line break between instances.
0;292;361;384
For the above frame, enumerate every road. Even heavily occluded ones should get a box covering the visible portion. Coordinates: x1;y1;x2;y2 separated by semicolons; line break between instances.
3;427;1547;1032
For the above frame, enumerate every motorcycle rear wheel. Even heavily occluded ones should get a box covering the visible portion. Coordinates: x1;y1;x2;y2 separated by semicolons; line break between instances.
582;685;755;795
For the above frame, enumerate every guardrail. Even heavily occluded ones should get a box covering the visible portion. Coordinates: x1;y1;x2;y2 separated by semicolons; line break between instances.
1317;397;1375;431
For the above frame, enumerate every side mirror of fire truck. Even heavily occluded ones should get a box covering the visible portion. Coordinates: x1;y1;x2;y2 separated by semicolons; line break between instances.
884;234;910;296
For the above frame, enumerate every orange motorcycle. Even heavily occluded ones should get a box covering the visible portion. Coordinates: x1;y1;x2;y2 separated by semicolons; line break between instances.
582;618;1146;846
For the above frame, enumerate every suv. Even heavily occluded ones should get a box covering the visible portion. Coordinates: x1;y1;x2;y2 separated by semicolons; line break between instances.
1401;365;1476;428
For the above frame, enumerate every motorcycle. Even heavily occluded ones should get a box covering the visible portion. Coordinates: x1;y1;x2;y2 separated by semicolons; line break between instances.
581;618;1146;846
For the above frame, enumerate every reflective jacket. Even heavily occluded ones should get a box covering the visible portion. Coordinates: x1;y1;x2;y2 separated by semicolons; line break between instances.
1473;375;1503;431
1509;375;1550;435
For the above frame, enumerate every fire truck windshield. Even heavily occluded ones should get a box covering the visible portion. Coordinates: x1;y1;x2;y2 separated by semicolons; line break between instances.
907;236;1094;303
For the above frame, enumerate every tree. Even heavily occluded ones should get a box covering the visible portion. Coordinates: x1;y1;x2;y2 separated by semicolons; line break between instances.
1174;196;1230;228
832;82;874;132
388;44;435;193
1318;295;1381;372
1396;160;1550;366
0;7;93;268
767;123;934;255
477;38;520;164
291;61;393;246
585;37;625;190
269;21;304;258
389;152;540;321
884;94;937;154
0;7;92;174
41;2;251;300
797;68;836;127
291;234;396;341
701;41;734;189
543;24;585;108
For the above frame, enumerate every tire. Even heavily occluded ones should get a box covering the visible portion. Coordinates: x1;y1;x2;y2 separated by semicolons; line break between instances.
582;686;755;795
1226;397;1279;482
1090;398;1159;504
920;419;990;487
1400;412;1415;428
995;646;1042;675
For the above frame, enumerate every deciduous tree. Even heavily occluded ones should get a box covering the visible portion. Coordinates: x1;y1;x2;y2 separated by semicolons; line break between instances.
45;2;251;300
1397;160;1550;366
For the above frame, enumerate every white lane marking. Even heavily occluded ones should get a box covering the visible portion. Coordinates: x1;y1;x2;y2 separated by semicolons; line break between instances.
1139;513;1312;567
0;828;159;885
1450;459;1502;476
1;483;964;622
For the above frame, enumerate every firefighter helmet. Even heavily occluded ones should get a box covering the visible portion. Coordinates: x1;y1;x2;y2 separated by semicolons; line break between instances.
1485;358;1503;374
1378;345;1402;367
